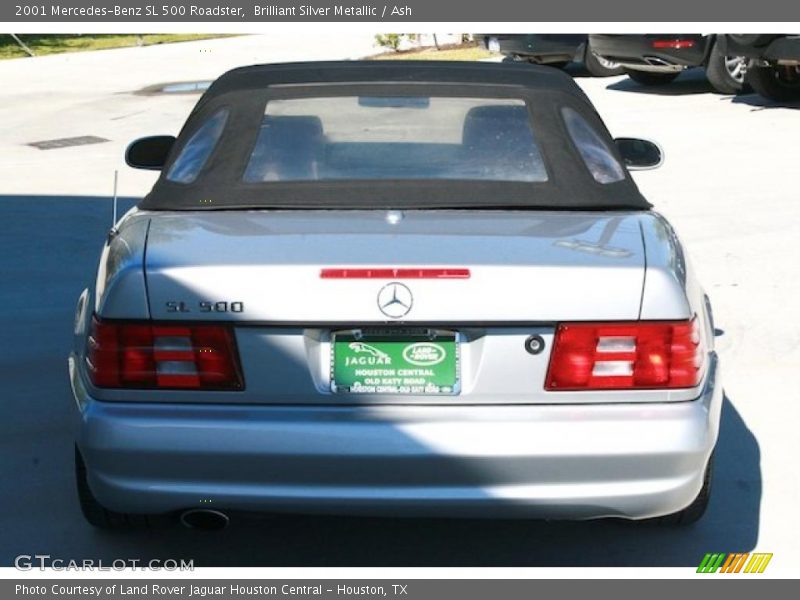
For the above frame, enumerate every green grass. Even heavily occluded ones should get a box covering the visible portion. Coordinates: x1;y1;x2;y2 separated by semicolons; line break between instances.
369;43;499;62
0;34;232;60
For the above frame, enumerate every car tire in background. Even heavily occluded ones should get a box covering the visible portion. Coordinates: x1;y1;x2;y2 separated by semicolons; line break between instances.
583;48;624;77
75;445;151;530
727;34;780;48
705;40;749;94
654;453;714;526
625;69;681;86
747;64;800;102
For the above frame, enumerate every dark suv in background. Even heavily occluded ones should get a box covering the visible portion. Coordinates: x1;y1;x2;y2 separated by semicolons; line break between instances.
723;34;800;101
589;34;749;94
478;34;624;77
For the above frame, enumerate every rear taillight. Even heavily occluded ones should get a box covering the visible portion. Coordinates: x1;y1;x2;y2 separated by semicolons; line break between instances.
86;316;243;390
651;39;696;49
545;319;703;391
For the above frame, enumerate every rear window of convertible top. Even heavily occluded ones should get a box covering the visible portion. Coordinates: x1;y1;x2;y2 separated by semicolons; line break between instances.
241;96;549;184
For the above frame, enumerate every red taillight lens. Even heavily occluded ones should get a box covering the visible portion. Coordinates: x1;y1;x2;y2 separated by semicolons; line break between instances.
86;316;243;390
545;320;703;391
651;39;696;49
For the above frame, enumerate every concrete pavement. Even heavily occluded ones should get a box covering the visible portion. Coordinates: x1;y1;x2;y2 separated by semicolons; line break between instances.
0;34;381;197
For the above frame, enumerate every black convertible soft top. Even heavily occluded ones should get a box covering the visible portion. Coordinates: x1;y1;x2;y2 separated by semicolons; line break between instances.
139;61;651;211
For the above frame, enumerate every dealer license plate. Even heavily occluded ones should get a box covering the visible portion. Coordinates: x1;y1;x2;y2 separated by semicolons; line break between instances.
331;330;460;395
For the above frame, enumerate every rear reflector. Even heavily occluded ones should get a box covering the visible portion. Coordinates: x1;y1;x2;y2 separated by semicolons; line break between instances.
86;316;243;390
652;39;696;49
320;268;470;279
545;319;703;391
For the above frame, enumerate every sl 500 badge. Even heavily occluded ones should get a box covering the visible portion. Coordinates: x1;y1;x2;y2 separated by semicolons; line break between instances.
166;301;244;313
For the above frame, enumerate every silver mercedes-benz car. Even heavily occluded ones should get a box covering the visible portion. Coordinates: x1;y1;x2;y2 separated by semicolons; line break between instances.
69;61;721;530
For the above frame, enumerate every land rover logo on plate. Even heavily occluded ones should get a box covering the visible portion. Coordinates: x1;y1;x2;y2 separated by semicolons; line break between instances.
402;342;446;366
377;282;413;318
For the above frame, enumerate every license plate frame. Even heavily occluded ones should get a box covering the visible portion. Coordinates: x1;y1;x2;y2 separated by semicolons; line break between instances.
330;329;461;395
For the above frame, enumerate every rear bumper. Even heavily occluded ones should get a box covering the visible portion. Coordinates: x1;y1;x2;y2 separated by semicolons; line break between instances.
589;34;708;72
483;34;586;63
71;353;721;520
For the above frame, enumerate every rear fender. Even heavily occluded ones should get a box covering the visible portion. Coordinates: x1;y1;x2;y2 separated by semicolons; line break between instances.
94;212;150;320
639;212;714;357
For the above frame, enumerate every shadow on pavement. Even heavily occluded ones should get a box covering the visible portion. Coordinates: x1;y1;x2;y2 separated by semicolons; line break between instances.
731;93;800;110
605;68;717;96
561;63;592;78
0;195;761;568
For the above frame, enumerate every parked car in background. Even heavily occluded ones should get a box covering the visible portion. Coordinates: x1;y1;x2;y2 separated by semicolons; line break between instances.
724;34;800;101
478;34;624;77
70;61;720;530
589;34;749;94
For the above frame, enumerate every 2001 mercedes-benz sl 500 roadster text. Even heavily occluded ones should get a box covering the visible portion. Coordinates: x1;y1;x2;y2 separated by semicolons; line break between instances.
69;61;721;529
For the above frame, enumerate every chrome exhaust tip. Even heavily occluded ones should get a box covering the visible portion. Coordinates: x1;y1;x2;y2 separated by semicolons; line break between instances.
179;509;230;531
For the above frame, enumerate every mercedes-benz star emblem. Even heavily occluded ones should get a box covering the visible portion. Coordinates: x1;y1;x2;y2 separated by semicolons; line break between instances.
377;282;413;319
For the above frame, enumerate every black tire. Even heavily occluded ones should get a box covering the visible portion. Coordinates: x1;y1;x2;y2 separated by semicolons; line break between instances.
75;446;151;530
727;34;779;48
625;70;680;86
747;64;800;102
501;55;517;63
584;48;624;77
705;41;749;94
655;453;714;526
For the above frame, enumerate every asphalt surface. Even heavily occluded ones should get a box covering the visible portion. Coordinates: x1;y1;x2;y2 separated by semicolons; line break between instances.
0;36;797;568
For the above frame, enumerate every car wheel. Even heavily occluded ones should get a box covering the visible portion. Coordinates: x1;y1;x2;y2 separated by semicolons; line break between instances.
705;41;749;94
747;64;800;102
625;70;680;86
584;48;624;77
655;453;714;526
501;55;517;63
75;445;151;530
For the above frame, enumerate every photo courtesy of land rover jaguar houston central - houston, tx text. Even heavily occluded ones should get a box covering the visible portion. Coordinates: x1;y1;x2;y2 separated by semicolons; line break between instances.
68;61;721;531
